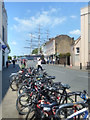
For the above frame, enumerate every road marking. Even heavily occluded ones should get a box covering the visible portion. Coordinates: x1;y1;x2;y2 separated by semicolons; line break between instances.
78;75;90;79
49;69;65;74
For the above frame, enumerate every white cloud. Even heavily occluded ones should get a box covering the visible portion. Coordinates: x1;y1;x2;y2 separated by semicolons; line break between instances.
70;15;77;19
52;17;66;27
69;29;81;35
27;9;31;13
28;33;37;38
12;8;66;32
50;8;57;13
11;41;17;45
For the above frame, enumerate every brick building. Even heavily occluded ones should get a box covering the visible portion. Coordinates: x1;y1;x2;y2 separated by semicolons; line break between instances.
55;35;74;55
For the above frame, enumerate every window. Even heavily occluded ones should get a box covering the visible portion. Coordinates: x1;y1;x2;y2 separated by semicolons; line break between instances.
76;47;80;54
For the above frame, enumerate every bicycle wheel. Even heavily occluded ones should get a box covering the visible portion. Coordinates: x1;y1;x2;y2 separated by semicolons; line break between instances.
56;108;74;120
19;93;32;106
25;104;36;120
18;84;27;96
10;79;18;91
16;93;31;115
9;75;16;82
59;96;74;104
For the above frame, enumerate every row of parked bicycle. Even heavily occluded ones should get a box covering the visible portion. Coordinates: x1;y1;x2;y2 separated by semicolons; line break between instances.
9;67;90;120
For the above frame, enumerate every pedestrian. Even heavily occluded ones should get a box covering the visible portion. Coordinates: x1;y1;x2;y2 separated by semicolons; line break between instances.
47;58;49;64
53;58;55;64
21;60;23;65
6;61;8;68
37;59;43;71
57;57;59;64
64;62;66;67
12;59;15;68
23;60;26;68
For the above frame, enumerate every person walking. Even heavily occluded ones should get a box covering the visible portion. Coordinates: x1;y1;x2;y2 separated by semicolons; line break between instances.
6;61;8;68
21;60;23;65
12;59;15;68
23;59;26;68
64;62;66;67
37;59;43;71
53;58;55;64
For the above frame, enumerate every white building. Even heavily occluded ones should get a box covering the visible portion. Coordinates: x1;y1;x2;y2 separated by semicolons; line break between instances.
0;2;9;71
72;5;90;68
72;37;80;66
80;5;90;67
42;38;55;57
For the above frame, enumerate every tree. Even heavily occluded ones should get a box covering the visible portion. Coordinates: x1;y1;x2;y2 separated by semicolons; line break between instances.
32;47;42;55
59;52;71;58
13;55;16;59
41;55;44;60
8;56;12;60
32;48;38;54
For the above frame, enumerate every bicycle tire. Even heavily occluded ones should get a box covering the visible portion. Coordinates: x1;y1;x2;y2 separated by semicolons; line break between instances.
18;84;27;96
9;75;16;82
16;93;31;115
25;105;36;120
10;79;18;91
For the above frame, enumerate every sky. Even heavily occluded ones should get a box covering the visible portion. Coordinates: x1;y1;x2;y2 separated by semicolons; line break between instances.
4;2;88;56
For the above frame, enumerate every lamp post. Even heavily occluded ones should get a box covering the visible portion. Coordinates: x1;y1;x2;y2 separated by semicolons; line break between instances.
56;42;57;56
55;42;58;64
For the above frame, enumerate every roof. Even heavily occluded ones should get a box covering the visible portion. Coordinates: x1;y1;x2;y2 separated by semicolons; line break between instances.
74;36;81;46
45;34;74;46
45;38;55;45
55;34;73;39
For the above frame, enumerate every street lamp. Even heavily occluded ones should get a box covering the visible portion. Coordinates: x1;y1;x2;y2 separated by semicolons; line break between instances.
56;42;57;56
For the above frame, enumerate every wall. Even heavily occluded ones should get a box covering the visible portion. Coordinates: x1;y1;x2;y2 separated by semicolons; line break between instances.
2;4;7;44
0;2;2;71
44;39;55;56
80;6;90;66
55;35;74;55
89;42;90;62
88;6;90;62
0;2;8;70
74;39;80;66
0;39;2;71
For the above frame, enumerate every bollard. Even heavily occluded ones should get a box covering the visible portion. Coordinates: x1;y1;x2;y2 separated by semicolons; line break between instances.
80;63;82;69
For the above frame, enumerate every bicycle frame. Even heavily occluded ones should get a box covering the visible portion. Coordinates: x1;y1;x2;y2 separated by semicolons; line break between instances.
66;107;89;120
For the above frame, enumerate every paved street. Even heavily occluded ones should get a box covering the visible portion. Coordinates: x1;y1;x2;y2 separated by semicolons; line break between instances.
27;60;89;92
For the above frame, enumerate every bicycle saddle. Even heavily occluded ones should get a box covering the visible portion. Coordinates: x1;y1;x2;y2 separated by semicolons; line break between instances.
61;83;70;89
46;76;55;80
68;91;81;96
40;102;58;109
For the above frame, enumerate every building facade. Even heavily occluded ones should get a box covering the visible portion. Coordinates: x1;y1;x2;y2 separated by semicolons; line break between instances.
80;5;90;67
55;35;74;55
42;38;55;57
71;37;80;66
42;35;74;65
0;2;9;71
